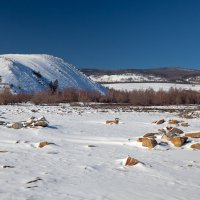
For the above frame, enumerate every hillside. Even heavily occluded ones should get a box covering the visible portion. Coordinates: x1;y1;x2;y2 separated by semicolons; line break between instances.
81;67;200;83
0;54;106;94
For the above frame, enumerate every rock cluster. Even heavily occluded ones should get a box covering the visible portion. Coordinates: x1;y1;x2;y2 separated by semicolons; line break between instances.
7;116;48;129
138;118;200;149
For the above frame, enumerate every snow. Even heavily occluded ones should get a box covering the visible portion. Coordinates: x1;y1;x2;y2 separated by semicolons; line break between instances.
103;82;200;91
0;103;200;200
90;73;166;83
0;54;106;94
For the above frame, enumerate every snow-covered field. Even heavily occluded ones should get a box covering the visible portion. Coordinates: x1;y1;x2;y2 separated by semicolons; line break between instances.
0;104;200;200
90;73;166;83
104;82;200;91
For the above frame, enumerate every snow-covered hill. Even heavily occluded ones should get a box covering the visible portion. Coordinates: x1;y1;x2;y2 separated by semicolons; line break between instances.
0;54;106;94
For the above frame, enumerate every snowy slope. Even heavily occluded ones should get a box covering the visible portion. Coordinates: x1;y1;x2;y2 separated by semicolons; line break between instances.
0;54;106;94
90;73;167;83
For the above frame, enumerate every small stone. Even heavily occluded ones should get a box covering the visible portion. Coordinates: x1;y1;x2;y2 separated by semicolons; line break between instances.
125;156;140;166
185;132;200;138
168;127;184;135
154;119;165;125
11;122;23;129
191;143;200;150
38;141;49;148
181;122;189;127
143;133;159;138
168;120;179;124
142;138;157;148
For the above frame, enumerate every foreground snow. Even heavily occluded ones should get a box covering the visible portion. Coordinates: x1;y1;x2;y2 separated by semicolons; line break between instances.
0;104;200;200
104;82;200;91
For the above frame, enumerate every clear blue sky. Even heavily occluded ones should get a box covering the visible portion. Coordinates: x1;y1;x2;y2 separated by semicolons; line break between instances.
0;0;200;70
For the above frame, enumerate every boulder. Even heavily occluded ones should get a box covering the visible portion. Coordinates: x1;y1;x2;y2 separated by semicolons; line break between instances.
185;132;200;138
11;122;23;129
125;156;140;166
168;120;179;124
191;143;200;150
170;136;188;147
38;141;49;148
142;138;157;149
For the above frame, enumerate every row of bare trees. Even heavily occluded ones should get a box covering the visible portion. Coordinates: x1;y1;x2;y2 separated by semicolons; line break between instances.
0;87;200;106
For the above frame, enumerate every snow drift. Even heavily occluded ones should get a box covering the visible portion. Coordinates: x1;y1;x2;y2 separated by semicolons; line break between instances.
0;54;106;94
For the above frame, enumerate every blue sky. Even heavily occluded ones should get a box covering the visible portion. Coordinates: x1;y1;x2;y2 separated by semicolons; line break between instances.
0;0;200;69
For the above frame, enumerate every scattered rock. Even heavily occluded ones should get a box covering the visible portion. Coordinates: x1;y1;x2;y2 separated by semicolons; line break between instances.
142;138;157;148
168;127;184;135
168;120;179;124
33;120;48;127
106;118;119;125
181;122;189;127
191;143;200;150
170;136;188;147
153;119;165;125
125;156;140;166
11;122;23;129
38;141;49;148
143;133;159;138
185;132;200;138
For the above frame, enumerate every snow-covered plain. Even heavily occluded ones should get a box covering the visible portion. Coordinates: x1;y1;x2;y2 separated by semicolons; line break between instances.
90;73;166;83
0;104;200;200
104;82;200;91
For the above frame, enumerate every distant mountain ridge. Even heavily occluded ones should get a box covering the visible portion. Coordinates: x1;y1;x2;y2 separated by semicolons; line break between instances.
0;54;106;94
81;67;200;84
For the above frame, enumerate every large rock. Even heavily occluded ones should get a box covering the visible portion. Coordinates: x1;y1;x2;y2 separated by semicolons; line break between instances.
125;156;140;166
142;138;157;149
191;143;200;150
11;122;23;129
170;136;188;147
185;132;200;138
